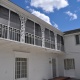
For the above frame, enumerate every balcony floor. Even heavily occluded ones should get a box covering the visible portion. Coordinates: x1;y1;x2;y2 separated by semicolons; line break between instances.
0;38;64;54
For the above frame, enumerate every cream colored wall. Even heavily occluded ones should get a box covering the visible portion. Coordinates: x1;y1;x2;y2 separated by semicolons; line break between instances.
0;45;64;80
64;34;80;79
0;46;15;80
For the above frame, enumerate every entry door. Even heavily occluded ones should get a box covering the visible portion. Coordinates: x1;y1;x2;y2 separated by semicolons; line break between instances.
52;59;56;78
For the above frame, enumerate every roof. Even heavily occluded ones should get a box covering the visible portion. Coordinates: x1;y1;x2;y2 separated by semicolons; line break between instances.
64;28;80;35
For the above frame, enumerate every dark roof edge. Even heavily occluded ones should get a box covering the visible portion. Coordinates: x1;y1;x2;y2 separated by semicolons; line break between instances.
64;28;80;35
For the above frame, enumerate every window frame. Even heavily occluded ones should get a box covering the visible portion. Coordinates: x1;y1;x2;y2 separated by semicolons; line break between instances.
15;58;27;79
75;34;80;45
64;58;75;70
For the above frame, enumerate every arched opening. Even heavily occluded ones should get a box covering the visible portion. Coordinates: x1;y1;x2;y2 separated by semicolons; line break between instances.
35;23;42;46
0;5;9;38
9;11;21;41
45;28;55;49
25;19;34;44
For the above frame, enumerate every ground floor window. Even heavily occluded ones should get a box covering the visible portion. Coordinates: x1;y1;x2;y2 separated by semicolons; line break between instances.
64;59;75;70
15;58;27;79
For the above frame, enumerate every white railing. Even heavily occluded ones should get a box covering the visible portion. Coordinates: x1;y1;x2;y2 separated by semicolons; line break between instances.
57;43;64;51
0;24;8;38
9;27;20;41
25;32;34;44
35;35;42;46
0;23;20;41
0;24;64;52
45;39;55;49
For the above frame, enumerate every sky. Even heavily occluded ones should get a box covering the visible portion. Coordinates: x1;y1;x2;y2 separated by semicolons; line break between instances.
10;0;80;32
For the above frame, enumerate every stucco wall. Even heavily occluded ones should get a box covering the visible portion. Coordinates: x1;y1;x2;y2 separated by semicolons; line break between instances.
0;45;64;80
64;34;80;79
64;34;80;53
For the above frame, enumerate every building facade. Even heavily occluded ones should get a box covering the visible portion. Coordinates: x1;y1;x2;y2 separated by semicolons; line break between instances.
64;29;80;78
0;0;80;80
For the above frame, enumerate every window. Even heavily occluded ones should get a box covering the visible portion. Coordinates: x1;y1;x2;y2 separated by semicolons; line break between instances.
45;28;55;49
25;19;34;44
64;59;75;70
0;5;9;25
45;28;50;48
10;11;21;29
50;31;55;49
0;5;9;20
75;35;80;44
15;58;27;79
35;23;42;46
57;34;64;51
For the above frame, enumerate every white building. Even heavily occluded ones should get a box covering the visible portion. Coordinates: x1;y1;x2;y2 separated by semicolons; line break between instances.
0;0;80;80
64;29;80;78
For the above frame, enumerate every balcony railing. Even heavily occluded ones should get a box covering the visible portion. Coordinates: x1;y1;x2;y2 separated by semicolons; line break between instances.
45;39;55;49
0;23;20;41
57;43;64;51
25;32;34;44
35;35;42;46
0;23;64;52
0;24;8;38
9;27;20;41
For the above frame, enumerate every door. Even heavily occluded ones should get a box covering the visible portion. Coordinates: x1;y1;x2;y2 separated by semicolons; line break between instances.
52;59;56;78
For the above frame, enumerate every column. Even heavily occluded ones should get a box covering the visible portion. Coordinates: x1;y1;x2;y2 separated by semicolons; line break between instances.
55;33;57;50
7;10;10;39
20;16;26;43
41;27;45;48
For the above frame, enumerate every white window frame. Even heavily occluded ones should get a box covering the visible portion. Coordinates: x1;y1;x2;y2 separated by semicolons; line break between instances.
14;52;29;80
64;59;75;70
75;34;80;45
15;58;27;79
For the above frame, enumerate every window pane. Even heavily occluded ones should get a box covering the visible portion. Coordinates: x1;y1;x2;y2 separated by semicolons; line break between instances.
35;23;42;37
25;19;34;34
0;5;9;25
10;11;21;29
15;58;27;79
64;59;75;70
75;35;79;44
45;28;50;40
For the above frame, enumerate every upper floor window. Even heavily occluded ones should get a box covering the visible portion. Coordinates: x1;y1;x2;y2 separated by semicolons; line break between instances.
75;35;80;44
9;11;21;41
35;23;42;46
57;34;64;51
45;28;55;49
25;19;34;44
0;5;9;25
45;28;50;40
0;5;9;20
25;19;34;34
10;11;21;29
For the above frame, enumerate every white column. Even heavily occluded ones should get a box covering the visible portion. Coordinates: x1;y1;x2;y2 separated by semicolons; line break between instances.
55;33;57;50
7;10;10;39
34;23;35;45
20;16;26;43
41;27;45;47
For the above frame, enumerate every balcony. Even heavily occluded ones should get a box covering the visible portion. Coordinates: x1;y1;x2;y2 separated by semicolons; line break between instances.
0;23;64;53
0;5;64;53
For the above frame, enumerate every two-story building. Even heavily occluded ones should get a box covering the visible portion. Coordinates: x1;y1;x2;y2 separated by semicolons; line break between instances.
64;29;80;78
0;0;80;80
